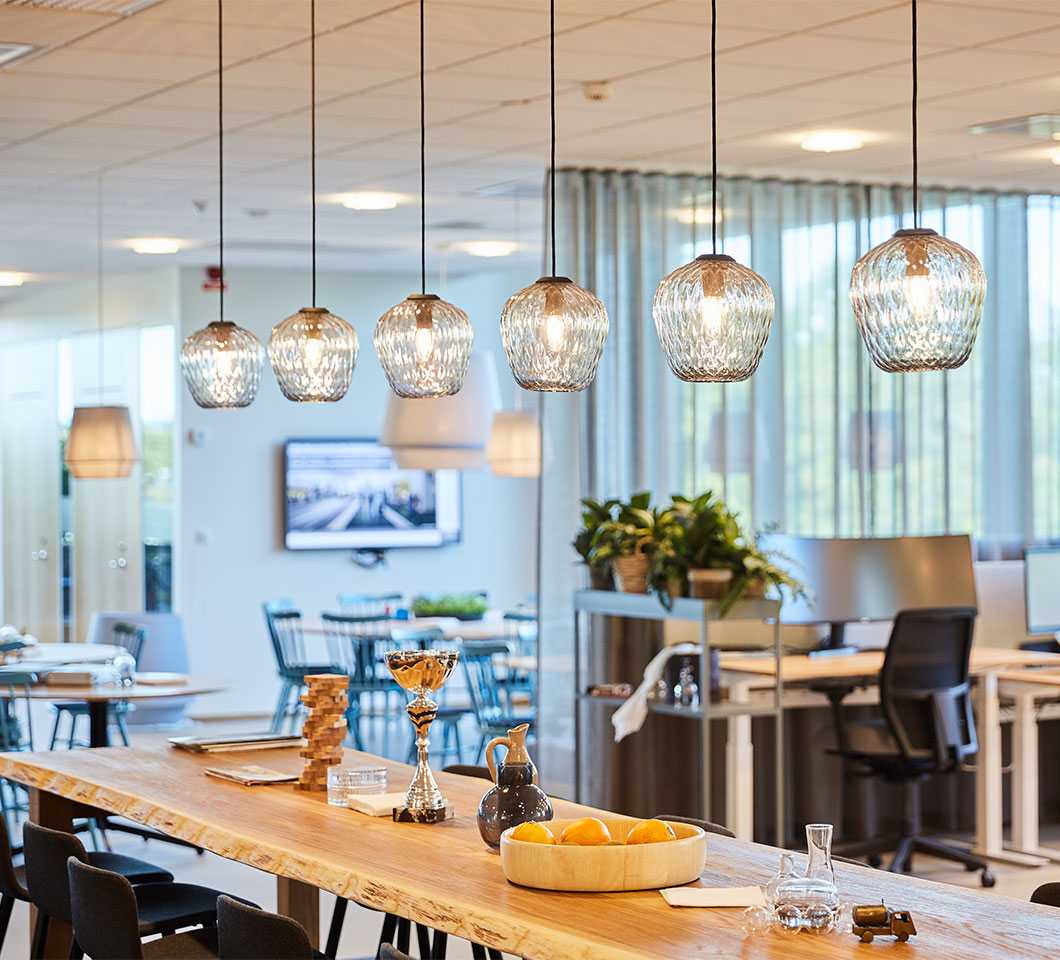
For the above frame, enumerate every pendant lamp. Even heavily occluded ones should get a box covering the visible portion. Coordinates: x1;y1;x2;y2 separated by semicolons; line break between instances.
849;0;985;372
65;175;139;480
380;351;500;470
268;0;357;402
374;0;473;399
652;0;773;383
500;0;607;393
487;409;541;478
180;0;263;409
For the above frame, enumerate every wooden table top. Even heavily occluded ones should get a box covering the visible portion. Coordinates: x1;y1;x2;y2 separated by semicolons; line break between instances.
0;742;1055;959
720;647;1060;683
20;678;225;702
995;668;1060;688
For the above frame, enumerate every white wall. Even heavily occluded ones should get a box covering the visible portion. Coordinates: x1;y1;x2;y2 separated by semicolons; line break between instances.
179;263;539;716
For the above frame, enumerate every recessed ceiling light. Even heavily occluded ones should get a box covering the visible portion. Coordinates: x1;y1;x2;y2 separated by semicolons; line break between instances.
462;240;518;258
1052;149;1060;166
126;237;182;255
0;271;28;287
339;192;402;211
800;131;865;153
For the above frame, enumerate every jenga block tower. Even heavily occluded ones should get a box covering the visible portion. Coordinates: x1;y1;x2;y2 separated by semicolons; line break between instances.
296;674;348;791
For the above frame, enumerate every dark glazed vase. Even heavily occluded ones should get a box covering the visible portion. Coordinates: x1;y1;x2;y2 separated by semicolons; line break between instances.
477;722;553;849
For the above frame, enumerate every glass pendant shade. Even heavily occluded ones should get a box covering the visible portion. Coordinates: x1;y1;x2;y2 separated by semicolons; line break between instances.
380;351;499;469
486;410;541;477
268;306;358;402
180;320;264;409
373;293;473;398
65;405;138;479
500;277;608;392
850;227;986;372
653;254;774;382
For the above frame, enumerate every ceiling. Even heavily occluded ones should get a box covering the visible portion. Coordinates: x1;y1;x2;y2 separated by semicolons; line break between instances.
1;0;1059;291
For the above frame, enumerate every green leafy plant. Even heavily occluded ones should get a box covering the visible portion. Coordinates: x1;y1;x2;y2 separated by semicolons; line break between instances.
589;493;674;563
572;497;621;572
411;593;489;620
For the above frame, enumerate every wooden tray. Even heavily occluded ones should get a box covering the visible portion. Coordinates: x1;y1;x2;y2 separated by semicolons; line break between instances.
499;818;706;892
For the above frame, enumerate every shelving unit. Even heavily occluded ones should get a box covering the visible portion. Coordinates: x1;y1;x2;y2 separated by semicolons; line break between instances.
572;589;784;843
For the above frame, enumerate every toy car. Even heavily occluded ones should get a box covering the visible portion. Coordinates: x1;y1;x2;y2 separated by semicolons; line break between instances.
852;903;917;943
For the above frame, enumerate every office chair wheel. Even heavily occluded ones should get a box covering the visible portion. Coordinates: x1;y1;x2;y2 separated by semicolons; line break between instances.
867;854;882;868
980;870;996;888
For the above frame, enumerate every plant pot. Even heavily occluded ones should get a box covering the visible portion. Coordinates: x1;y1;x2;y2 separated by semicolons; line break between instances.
744;580;767;599
612;554;650;594
687;567;733;600
589;566;615;591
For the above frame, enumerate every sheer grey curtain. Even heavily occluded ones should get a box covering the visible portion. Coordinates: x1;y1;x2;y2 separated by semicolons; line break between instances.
536;168;1039;794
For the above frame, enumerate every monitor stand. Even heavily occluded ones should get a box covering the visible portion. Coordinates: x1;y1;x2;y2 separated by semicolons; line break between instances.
807;622;859;658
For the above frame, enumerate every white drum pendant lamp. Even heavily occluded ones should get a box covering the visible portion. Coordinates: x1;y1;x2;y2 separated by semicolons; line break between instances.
487;409;541;478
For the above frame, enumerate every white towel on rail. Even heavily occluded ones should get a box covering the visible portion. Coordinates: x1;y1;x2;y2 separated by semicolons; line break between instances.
611;643;700;742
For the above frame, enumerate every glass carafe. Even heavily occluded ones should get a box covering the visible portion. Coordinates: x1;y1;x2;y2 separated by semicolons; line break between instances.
773;823;839;933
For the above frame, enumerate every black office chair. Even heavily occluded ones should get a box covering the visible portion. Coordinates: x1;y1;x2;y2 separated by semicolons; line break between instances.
653;814;735;839
828;607;994;887
24;822;253;957
68;858;218;960
1031;883;1060;908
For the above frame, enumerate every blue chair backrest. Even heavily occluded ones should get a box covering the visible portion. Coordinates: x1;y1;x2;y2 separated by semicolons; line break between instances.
321;612;395;686
263;605;307;670
111;622;146;663
336;593;403;618
460;641;511;724
0;671;36;752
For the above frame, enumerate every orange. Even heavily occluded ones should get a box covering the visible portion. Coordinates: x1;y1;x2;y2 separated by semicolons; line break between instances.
510;821;556;845
625;819;677;845
559;817;612;846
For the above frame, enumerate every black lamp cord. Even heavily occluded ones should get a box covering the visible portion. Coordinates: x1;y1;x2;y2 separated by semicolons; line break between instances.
710;0;717;254
310;0;317;306
420;0;426;294
217;0;225;324
550;0;557;277
911;0;919;229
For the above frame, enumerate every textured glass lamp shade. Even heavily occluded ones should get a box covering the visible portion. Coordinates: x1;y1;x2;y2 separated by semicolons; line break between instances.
850;228;986;373
486;410;541;477
65;405;139;479
180;321;264;409
268;306;358;402
500;277;608;392
653;254;774;383
373;294;473;398
380;351;500;470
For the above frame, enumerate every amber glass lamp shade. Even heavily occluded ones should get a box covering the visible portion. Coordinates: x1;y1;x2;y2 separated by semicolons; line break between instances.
65;405;139;479
850;227;986;372
268;306;358;402
373;293;473;398
653;254;774;383
180;320;264;409
500;277;608;392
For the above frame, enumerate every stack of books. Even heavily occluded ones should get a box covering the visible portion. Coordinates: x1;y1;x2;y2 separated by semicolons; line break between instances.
169;732;304;754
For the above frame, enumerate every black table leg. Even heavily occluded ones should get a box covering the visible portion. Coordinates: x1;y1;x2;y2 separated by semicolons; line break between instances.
87;702;109;748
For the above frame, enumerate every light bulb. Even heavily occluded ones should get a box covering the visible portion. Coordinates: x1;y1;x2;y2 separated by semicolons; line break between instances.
543;285;568;352
214;347;234;380
303;333;323;366
699;295;725;335
415;322;434;363
902;270;934;319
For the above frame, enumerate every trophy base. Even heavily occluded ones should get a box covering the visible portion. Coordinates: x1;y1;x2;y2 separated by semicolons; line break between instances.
393;804;455;824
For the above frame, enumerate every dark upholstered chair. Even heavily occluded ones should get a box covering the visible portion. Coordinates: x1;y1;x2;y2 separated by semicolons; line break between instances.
68;858;218;959
217;896;313;959
827;607;994;887
1032;883;1060;908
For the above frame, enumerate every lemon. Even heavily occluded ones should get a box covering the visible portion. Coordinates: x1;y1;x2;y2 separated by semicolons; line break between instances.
559;817;612;846
510;821;556;844
625;819;677;845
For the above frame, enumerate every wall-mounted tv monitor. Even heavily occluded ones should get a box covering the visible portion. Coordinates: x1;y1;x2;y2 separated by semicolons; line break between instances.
284;439;461;551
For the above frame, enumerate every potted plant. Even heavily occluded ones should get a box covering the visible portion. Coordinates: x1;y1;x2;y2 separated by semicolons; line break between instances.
718;535;809;617
572;497;620;590
591;493;676;594
669;492;742;600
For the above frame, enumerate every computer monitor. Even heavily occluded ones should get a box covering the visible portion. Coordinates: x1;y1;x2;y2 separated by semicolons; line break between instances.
1025;547;1060;636
759;534;978;648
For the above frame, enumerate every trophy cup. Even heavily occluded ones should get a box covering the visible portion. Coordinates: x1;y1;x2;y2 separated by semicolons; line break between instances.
385;648;459;823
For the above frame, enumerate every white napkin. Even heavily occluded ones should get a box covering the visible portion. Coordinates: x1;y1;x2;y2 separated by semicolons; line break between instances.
346;792;408;817
611;643;700;742
660;886;766;908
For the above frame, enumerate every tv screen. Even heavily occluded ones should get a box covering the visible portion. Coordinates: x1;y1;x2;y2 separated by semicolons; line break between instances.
284;439;461;551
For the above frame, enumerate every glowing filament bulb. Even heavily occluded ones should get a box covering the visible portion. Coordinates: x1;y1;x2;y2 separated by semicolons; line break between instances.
215;347;234;380
542;284;568;352
415;320;434;363
699;295;725;335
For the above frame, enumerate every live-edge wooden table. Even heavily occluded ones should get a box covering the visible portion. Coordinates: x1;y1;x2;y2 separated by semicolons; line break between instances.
1;742;1058;959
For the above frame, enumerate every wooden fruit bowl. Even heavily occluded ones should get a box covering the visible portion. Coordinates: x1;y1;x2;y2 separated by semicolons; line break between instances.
499;818;707;892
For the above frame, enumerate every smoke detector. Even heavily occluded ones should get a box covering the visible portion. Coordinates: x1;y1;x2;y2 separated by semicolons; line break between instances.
583;81;610;102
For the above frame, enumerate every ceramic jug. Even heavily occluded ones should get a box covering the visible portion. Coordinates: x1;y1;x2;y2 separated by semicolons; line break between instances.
477;723;553;848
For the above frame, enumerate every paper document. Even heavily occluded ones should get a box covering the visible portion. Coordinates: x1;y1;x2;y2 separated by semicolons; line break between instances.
660;885;766;908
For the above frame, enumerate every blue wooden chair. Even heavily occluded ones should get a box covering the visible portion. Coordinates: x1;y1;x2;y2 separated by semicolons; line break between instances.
460;640;535;762
0;670;36;836
263;602;338;734
49;622;145;749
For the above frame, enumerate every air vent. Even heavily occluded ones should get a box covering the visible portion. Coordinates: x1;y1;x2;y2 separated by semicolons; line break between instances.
1;0;162;13
969;114;1060;141
0;42;35;66
431;219;486;231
